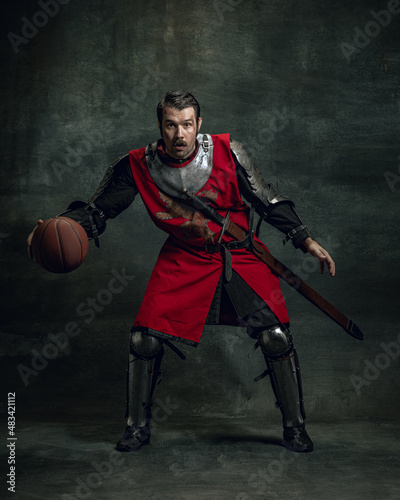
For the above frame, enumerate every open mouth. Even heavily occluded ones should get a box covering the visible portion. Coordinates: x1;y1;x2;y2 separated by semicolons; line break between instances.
173;144;186;152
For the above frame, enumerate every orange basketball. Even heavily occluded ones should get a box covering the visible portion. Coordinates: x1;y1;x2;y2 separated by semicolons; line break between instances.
31;217;89;273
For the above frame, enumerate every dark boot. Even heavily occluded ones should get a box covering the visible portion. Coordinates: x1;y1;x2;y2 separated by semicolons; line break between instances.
283;423;314;452
116;425;151;452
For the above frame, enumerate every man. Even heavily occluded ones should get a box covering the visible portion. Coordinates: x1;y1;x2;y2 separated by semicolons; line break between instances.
28;90;334;454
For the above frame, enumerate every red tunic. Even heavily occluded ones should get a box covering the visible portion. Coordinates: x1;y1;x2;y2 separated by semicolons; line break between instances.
129;133;289;345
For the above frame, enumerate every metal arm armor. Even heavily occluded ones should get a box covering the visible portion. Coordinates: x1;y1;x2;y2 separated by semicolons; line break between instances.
230;139;289;216
230;140;311;250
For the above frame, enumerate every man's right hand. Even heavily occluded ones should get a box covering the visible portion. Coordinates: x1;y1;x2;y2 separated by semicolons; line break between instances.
27;219;43;259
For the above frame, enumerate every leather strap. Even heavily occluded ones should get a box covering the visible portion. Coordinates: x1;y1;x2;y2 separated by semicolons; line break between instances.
163;339;186;360
283;224;308;246
204;234;251;253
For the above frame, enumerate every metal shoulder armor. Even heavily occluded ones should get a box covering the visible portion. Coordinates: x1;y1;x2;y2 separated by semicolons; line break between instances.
230;139;288;207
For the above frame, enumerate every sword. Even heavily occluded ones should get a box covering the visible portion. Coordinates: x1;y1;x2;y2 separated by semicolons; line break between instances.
182;188;364;341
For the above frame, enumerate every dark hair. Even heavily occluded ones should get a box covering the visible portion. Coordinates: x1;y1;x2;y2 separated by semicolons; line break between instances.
157;90;201;124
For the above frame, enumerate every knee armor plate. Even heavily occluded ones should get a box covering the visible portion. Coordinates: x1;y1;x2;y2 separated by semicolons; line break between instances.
258;325;293;359
130;331;163;358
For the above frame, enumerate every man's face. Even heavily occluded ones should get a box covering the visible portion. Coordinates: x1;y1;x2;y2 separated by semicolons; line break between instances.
159;106;202;160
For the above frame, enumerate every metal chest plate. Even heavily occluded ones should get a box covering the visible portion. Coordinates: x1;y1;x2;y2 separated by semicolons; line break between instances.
145;134;214;199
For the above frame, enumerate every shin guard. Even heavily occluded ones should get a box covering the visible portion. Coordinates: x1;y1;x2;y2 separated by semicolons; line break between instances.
125;331;164;428
258;325;306;428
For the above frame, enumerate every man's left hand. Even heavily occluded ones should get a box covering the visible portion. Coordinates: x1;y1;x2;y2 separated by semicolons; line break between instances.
301;237;335;277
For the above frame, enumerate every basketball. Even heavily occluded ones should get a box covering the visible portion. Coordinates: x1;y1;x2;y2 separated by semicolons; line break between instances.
30;217;89;273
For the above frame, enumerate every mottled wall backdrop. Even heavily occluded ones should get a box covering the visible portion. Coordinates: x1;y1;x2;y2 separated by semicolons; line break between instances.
1;0;399;424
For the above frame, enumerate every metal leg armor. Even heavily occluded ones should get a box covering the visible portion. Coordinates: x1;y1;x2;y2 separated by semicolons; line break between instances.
258;325;305;428
126;331;164;428
258;325;313;452
116;331;164;452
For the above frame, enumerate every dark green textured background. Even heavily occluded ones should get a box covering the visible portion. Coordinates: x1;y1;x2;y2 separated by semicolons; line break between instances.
1;0;399;425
